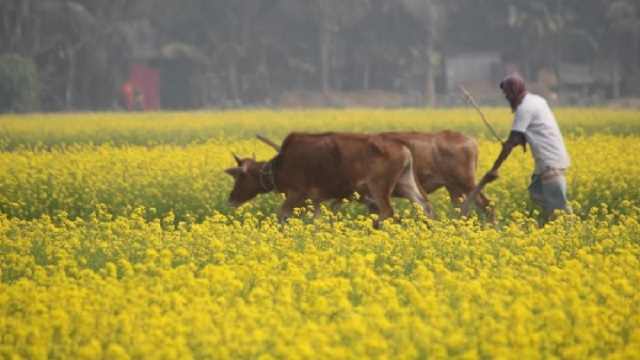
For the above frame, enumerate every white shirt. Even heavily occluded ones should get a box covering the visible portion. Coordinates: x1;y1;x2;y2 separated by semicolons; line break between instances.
512;93;570;174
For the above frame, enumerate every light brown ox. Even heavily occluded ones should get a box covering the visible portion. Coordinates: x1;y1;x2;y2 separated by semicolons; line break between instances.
256;131;494;220
225;132;432;226
378;131;494;220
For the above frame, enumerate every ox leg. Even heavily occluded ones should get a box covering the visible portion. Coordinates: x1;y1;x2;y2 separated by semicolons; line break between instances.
447;186;465;212
329;199;342;213
448;187;474;219
448;185;495;223
475;191;495;223
312;200;324;218
395;169;435;219
367;184;395;228
278;192;305;223
362;195;379;213
394;187;434;218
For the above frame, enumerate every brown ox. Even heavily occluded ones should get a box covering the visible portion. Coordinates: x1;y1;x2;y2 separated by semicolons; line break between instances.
225;132;431;225
378;131;493;220
256;131;494;220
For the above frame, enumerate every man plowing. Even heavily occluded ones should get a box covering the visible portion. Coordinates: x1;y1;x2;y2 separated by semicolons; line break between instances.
477;74;572;223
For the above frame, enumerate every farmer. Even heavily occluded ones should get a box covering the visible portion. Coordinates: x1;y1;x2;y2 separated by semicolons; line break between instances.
482;73;571;223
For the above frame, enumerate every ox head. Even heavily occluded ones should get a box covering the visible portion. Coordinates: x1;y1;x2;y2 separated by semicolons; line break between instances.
225;136;281;207
225;153;265;207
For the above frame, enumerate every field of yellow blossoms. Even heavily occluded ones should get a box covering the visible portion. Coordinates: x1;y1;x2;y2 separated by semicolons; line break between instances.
1;109;639;359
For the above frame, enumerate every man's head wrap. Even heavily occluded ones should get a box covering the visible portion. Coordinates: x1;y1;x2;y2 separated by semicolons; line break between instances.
500;74;527;112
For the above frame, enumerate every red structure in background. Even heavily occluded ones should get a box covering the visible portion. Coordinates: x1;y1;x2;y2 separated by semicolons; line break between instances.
121;64;160;111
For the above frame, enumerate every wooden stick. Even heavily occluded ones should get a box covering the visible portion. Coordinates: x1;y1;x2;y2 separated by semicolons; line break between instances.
459;85;504;144
458;86;503;216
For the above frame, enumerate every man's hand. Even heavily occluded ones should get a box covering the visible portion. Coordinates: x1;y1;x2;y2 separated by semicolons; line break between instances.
483;169;499;183
482;131;523;187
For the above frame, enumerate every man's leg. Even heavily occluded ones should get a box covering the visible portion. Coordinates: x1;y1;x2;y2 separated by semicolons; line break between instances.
541;172;571;222
528;174;544;210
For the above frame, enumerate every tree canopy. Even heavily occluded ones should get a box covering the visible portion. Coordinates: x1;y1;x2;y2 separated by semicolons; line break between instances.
1;0;638;110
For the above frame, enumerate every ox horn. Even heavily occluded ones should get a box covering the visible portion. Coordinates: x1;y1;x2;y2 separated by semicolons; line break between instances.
256;134;281;152
231;152;242;165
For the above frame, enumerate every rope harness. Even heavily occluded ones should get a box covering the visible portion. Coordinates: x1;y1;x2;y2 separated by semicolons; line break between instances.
258;160;277;193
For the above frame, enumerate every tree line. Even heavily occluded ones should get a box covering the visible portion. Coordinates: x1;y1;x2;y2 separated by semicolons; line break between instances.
1;0;639;111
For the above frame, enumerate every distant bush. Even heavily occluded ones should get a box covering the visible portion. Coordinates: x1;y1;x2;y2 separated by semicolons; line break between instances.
0;54;39;113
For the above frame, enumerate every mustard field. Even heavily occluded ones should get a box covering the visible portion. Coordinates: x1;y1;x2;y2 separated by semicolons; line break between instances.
1;109;639;359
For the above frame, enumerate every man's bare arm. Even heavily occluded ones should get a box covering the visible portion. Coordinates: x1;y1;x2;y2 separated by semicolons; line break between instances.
484;131;526;181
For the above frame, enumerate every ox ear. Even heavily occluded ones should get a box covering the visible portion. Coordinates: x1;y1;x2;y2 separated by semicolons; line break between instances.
225;167;245;178
231;152;242;166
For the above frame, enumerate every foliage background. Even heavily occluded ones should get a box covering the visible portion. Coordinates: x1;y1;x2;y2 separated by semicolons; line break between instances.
0;54;39;113
1;0;639;110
